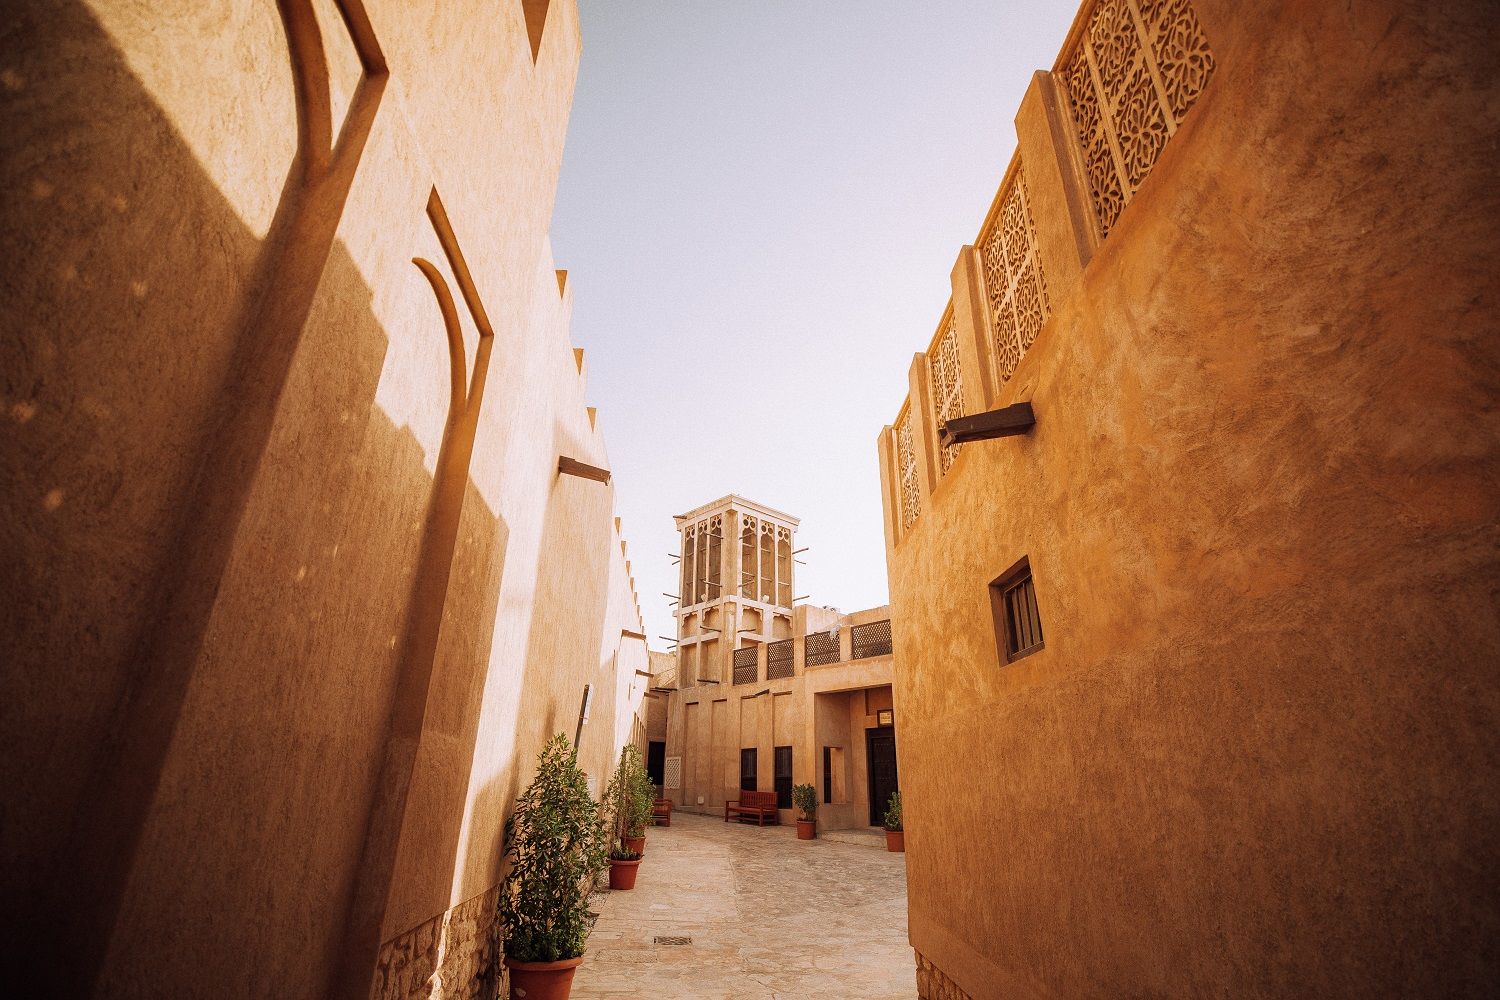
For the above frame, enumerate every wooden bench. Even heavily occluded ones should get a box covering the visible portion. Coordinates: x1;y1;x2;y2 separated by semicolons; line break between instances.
652;798;672;827
724;789;780;825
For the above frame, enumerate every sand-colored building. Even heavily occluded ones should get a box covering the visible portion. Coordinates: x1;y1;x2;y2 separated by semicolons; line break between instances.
655;496;899;830
0;2;653;997
877;1;1500;997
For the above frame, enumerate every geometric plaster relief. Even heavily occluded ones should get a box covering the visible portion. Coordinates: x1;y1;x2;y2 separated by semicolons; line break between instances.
979;162;1051;391
896;408;920;533
929;312;964;475
1059;0;1215;237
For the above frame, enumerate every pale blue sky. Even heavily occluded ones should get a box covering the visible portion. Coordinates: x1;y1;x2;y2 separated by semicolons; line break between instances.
551;2;1078;643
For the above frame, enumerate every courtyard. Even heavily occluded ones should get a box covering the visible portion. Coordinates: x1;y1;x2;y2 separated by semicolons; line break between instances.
573;814;914;999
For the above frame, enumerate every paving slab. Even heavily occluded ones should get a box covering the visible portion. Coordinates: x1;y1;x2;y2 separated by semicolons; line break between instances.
573;812;915;998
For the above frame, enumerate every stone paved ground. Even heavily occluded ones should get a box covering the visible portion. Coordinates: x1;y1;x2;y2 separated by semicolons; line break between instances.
573;811;915;999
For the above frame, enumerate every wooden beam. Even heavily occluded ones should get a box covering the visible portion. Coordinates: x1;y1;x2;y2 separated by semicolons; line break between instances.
558;455;611;484
940;401;1035;446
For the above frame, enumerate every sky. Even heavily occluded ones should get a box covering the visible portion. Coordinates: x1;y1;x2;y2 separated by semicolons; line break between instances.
550;1;1080;645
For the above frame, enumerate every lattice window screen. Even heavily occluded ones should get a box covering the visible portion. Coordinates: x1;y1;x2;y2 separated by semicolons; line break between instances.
1058;0;1215;238
929;314;965;475
851;619;893;660
733;645;758;686
663;756;681;789
980;165;1051;391
767;639;794;680
804;630;840;667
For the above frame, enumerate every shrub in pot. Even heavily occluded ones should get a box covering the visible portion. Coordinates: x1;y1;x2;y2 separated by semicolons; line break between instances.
499;734;607;1000
792;782;817;840
604;743;654;856
883;790;904;853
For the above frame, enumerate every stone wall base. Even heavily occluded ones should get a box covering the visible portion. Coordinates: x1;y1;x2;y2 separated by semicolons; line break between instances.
372;886;500;1000
916;949;975;1000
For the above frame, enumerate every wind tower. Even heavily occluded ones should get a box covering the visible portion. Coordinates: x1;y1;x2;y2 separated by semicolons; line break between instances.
673;495;799;685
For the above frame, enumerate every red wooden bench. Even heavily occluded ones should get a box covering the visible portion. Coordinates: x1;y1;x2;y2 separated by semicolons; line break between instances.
724;789;780;825
652;798;672;826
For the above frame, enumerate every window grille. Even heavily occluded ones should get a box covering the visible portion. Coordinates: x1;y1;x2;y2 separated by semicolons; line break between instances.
803;630;840;667
732;645;757;686
1057;0;1216;238
850;619;893;660
992;561;1044;662
774;746;793;809
766;639;794;680
978;163;1050;390
822;747;832;804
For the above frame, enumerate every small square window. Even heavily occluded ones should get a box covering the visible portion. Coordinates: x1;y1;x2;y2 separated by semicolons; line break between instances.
991;558;1043;662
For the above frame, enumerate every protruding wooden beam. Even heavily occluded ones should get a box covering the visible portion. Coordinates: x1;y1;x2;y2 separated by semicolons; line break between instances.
939;401;1036;447
558;455;611;483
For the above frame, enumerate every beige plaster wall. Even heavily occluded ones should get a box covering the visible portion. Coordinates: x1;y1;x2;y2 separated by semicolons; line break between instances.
1;2;651;997
880;2;1500;998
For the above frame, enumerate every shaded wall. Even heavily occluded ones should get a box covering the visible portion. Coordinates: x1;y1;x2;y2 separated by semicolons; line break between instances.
1;2;650;997
878;2;1500;998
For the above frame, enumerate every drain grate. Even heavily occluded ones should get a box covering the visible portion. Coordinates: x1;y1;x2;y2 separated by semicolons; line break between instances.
653;936;692;946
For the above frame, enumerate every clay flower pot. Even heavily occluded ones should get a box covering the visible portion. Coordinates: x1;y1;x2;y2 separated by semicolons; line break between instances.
608;857;642;890
504;954;583;1000
885;829;904;852
622;834;645;855
796;818;816;840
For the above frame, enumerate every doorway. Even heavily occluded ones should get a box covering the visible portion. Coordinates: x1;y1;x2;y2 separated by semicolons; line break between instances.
866;726;898;826
647;740;666;788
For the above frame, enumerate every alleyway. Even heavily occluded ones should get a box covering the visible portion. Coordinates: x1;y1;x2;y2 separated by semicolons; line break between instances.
574;812;915;998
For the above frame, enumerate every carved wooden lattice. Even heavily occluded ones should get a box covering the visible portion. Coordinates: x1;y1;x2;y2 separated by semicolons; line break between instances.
851;619;893;660
979;164;1051;389
896;409;920;531
929;314;964;475
733;645;757;686
803;630;840;667
766;639;794;680
1058;0;1215;237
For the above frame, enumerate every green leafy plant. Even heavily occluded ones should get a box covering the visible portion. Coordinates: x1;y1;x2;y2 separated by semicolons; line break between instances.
883;790;903;832
499;734;608;963
604;743;654;842
792;782;817;822
608;847;642;862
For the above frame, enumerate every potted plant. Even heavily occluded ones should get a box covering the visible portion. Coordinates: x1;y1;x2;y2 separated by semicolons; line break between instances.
792;782;817;840
883;791;904;852
499;734;607;1000
604;744;654;867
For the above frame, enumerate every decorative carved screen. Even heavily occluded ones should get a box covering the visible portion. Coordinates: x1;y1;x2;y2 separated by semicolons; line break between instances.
1058;0;1215;237
896;408;920;532
663;756;681;789
803;630;840;667
979;164;1051;390
733;645;758;686
929;314;964;475
766;639;794;680
851;619;893;660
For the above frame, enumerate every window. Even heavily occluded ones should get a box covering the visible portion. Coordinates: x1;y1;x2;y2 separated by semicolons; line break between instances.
804;630;840;667
774;746;792;809
822;747;832;804
991;558;1043;662
739;748;757;791
766;639;794;680
733;645;757;685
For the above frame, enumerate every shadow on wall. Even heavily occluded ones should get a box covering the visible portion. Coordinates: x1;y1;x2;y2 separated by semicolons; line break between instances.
0;2;513;996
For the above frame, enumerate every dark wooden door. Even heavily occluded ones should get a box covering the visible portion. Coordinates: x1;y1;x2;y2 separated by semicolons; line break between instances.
773;746;793;808
867;728;899;826
740;748;758;791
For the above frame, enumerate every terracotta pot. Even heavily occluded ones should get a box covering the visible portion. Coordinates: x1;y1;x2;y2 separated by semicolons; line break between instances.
622;834;645;855
796;818;816;840
504;954;583;1000
608;857;641;890
885;829;904;852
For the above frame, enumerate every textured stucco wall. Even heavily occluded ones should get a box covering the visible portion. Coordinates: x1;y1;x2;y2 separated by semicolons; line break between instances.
881;2;1500;998
0;1;650;997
